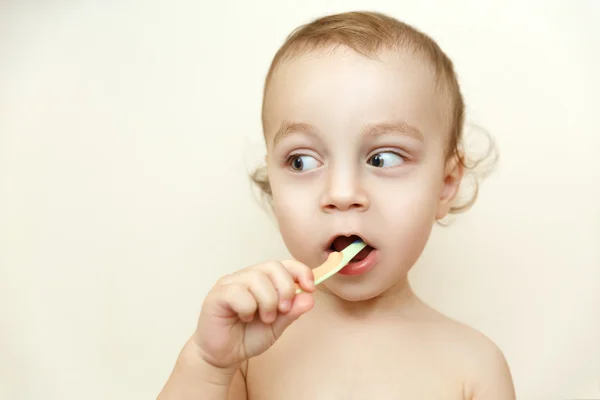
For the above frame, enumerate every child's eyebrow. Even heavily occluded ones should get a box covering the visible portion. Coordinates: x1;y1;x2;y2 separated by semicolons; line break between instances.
272;121;320;147
272;120;424;147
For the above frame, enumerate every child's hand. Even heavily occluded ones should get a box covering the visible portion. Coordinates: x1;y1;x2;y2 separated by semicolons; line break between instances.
194;260;316;370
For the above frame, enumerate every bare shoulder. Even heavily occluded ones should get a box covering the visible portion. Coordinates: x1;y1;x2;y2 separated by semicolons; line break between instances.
451;322;515;400
418;305;516;400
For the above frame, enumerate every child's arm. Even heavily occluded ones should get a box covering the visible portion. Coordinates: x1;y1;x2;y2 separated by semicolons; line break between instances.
157;338;246;400
469;343;516;400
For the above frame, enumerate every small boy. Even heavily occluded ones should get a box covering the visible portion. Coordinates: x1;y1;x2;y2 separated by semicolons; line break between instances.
158;11;515;400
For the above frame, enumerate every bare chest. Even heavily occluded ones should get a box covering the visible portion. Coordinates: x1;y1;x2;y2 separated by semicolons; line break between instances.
246;335;465;400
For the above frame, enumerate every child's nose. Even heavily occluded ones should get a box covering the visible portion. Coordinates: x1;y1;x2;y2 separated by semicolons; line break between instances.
320;167;370;213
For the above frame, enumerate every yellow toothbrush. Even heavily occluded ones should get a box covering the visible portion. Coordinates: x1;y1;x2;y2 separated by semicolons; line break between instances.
295;240;367;293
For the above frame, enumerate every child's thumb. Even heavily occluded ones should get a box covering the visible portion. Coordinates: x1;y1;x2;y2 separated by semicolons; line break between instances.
271;292;314;338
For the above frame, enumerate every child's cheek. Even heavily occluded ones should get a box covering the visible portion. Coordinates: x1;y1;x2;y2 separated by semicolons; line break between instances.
270;186;319;258
367;174;441;235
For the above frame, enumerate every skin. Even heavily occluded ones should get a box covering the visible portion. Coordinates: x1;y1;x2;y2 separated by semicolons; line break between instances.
157;46;516;400
265;46;455;305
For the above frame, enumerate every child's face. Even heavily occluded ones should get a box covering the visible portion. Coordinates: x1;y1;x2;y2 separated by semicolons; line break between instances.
264;47;461;301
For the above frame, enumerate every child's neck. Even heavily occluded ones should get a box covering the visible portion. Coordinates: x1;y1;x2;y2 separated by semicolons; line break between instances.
315;277;423;320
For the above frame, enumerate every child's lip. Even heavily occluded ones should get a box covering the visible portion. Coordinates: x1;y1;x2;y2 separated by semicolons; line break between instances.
324;233;374;252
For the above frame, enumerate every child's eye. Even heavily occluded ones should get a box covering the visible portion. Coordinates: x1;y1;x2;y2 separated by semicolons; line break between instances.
367;151;405;168
287;155;320;171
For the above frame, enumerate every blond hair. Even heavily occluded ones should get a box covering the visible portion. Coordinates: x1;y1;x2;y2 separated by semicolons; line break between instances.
251;11;497;216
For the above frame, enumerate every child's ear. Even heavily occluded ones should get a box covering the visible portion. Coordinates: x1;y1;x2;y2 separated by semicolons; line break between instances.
436;155;464;220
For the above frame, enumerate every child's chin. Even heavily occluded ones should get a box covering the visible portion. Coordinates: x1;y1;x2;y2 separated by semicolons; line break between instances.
322;281;389;303
325;269;411;302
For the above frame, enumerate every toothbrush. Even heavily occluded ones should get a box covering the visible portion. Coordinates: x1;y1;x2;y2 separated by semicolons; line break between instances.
295;240;367;294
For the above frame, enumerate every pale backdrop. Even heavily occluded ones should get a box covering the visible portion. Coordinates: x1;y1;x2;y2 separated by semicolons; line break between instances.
1;1;599;399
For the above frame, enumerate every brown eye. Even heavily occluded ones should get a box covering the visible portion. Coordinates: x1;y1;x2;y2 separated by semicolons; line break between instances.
292;157;303;170
367;152;404;168
369;154;384;167
289;155;319;171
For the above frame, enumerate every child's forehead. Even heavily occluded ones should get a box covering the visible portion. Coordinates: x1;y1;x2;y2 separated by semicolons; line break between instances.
271;46;431;85
263;48;450;141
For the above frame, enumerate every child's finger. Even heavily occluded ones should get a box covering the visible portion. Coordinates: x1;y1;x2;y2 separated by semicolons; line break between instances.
281;259;315;292
219;283;257;323
258;262;297;313
245;271;279;324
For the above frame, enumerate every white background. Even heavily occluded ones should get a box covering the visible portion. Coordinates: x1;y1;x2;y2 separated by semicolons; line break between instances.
1;1;599;399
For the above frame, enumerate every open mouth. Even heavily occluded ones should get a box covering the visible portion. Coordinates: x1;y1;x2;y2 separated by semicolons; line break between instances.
328;234;374;262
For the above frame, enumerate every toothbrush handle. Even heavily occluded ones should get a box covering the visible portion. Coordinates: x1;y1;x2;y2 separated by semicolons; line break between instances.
295;252;343;294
